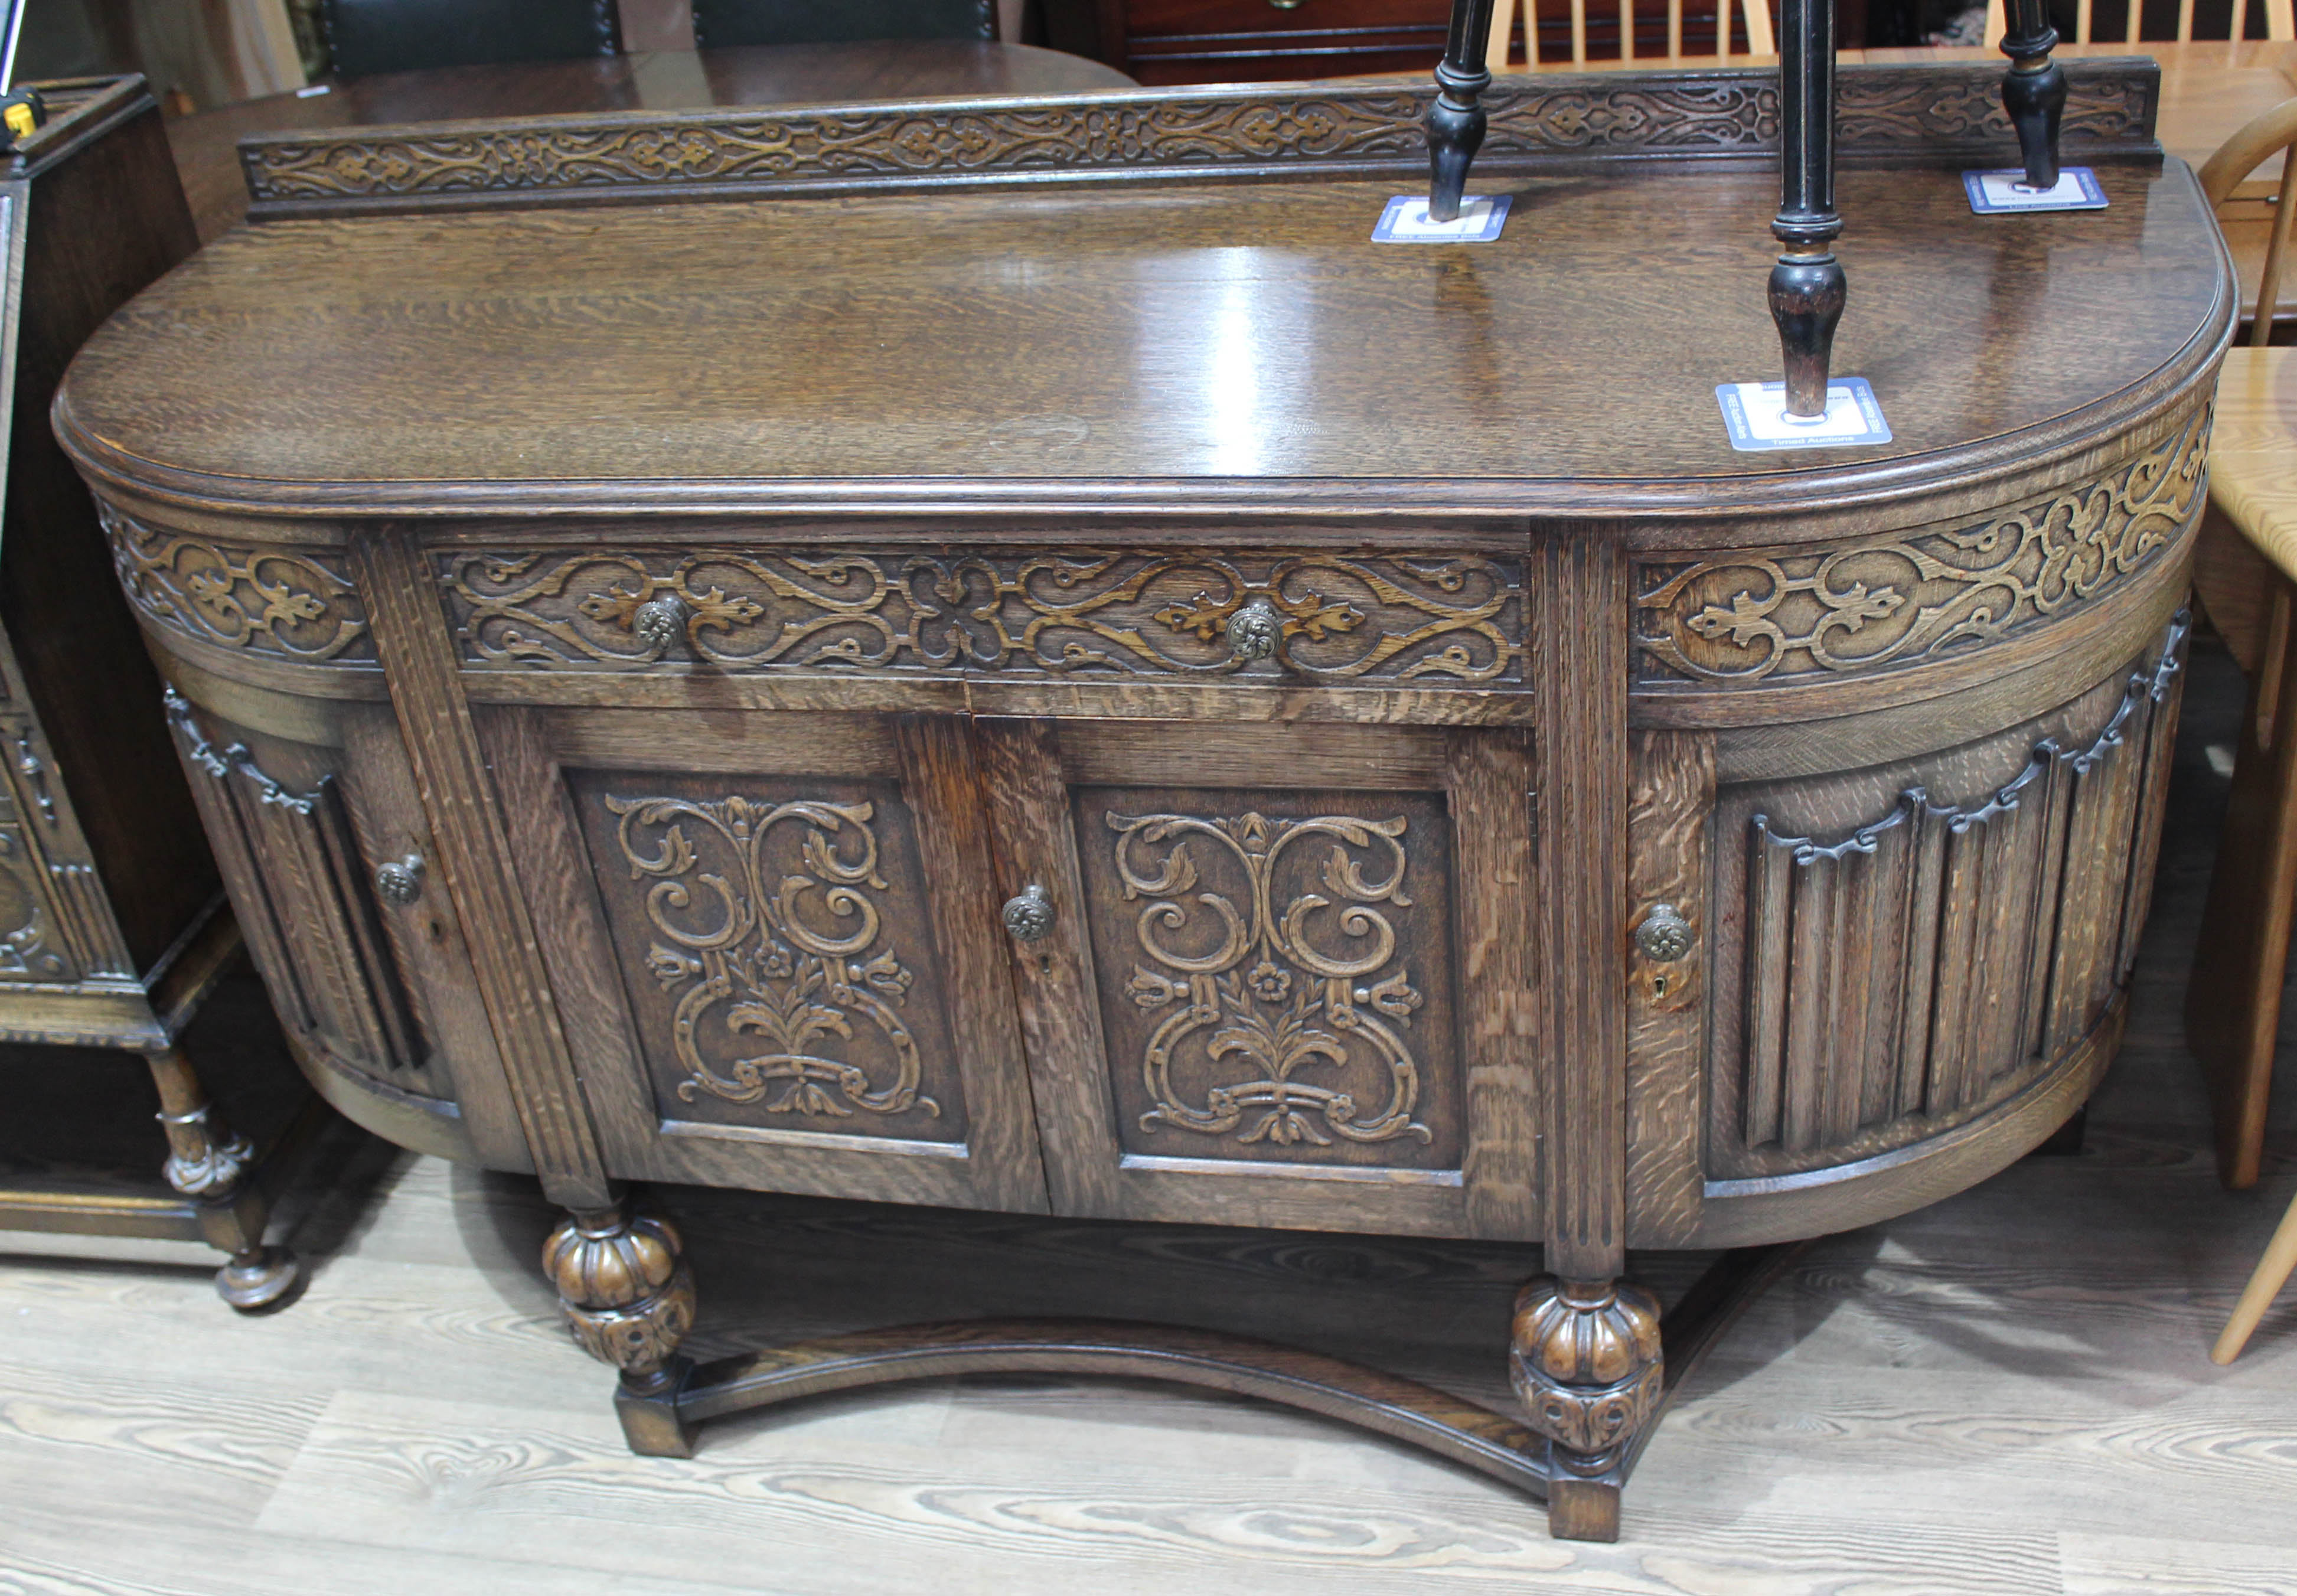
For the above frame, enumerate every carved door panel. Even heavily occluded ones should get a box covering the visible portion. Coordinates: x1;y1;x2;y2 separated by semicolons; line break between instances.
977;717;1539;1241
479;706;1047;1212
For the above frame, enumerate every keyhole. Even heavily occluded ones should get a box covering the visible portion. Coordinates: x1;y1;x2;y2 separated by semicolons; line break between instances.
1652;974;1669;1000
1038;953;1052;975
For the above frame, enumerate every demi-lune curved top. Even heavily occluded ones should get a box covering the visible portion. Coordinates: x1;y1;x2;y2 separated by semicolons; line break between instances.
55;158;2230;521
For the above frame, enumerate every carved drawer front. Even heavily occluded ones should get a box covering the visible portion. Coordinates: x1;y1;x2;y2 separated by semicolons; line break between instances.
1705;615;2187;1180
489;709;1047;1212
980;719;1539;1241
165;692;448;1104
438;546;1525;690
567;769;968;1145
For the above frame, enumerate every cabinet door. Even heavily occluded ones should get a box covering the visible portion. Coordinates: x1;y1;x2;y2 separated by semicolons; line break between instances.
977;717;1539;1241
478;705;1047;1213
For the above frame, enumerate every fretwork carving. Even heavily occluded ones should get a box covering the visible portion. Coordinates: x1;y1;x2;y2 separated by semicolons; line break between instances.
1105;806;1434;1151
237;63;2154;212
1634;403;2207;687
602;789;939;1121
442;549;1523;685
103;502;370;664
1727;616;2187;1171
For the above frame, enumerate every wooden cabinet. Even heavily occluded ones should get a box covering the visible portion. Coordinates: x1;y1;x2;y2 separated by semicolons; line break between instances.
57;60;2217;1539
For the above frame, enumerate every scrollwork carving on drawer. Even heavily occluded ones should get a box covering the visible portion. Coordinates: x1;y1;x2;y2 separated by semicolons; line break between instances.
1634;402;2207;689
441;548;1525;686
101;502;371;664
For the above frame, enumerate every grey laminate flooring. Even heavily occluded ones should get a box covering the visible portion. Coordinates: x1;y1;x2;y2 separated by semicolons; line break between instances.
2;640;2294;1595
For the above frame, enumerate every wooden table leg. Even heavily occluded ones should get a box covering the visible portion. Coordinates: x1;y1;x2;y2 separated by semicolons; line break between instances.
146;1043;302;1311
2213;1187;2297;1363
544;1192;699;1457
1771;0;1846;417
1428;0;1499;221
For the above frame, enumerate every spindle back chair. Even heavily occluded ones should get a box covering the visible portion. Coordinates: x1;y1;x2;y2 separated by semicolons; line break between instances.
1483;0;1776;70
1981;0;2291;49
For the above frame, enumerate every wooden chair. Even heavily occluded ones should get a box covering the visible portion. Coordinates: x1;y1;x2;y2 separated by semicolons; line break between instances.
1483;0;1775;70
689;0;996;50
1980;0;2292;48
2184;99;2297;1202
320;0;620;77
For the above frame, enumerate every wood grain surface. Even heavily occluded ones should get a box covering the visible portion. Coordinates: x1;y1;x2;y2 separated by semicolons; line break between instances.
0;644;2291;1590
57;159;2227;520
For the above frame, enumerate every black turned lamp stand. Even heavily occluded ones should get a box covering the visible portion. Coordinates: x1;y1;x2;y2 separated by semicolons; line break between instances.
2001;0;2068;190
1421;0;2068;411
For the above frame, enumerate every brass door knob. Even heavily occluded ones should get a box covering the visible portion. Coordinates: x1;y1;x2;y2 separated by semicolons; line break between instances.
375;852;425;906
1634;903;1693;962
1002;884;1055;942
1225;596;1283;661
633;592;691;655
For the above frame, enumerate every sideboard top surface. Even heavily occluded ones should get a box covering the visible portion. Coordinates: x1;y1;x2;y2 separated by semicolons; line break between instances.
57;155;2229;520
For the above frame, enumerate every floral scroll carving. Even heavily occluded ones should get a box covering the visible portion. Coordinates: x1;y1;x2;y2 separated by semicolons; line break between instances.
606;790;937;1120
442;549;1523;685
1109;808;1432;1149
1634;404;2207;687
101;502;370;664
238;66;2153;210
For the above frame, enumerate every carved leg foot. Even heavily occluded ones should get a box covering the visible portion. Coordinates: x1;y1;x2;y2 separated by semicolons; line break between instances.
145;1045;301;1313
545;1194;698;1458
1510;1275;1663;1543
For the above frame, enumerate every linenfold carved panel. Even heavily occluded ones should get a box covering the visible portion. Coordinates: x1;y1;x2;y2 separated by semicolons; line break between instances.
569;770;967;1143
1634;403;2207;688
166;691;430;1091
1072;786;1463;1169
102;502;371;665
442;549;1523;686
1712;616;2187;1176
236;64;2154;210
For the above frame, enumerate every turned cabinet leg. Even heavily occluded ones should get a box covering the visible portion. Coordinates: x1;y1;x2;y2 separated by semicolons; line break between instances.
544;1193;699;1458
1511;1274;1664;1542
145;1044;301;1312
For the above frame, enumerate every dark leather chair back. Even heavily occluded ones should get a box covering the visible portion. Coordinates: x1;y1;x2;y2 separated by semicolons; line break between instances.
322;0;621;77
690;0;994;48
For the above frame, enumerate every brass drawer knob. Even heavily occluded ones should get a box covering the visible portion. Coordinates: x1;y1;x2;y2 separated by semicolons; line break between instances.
1634;903;1693;962
1226;596;1283;661
375;852;425;907
1002;884;1055;942
633;592;691;655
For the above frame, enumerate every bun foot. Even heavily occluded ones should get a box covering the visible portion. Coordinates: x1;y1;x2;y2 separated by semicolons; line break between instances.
217;1245;304;1313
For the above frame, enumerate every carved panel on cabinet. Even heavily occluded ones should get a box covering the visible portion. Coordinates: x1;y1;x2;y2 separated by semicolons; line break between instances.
441;549;1523;687
1709;616;2187;1177
1069;785;1463;1169
566;769;970;1144
102;502;372;665
1633;404;2207;689
165;691;434;1093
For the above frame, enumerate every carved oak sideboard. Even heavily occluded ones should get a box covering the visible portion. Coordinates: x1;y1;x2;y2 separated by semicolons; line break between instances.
54;59;2223;1539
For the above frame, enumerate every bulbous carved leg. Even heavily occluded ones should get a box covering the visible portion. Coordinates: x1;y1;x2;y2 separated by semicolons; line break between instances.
544;1194;698;1457
1510;1275;1663;1542
146;1045;301;1313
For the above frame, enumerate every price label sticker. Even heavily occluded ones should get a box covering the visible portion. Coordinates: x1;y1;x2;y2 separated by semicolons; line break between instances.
1371;194;1512;243
1717;377;1893;452
1963;167;2107;213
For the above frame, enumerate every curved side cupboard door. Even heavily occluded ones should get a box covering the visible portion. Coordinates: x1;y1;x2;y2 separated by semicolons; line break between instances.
975;718;1544;1242
475;704;1050;1213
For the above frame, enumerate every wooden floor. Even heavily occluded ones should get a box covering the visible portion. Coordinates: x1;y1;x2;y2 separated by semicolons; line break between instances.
4;639;2295;1594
